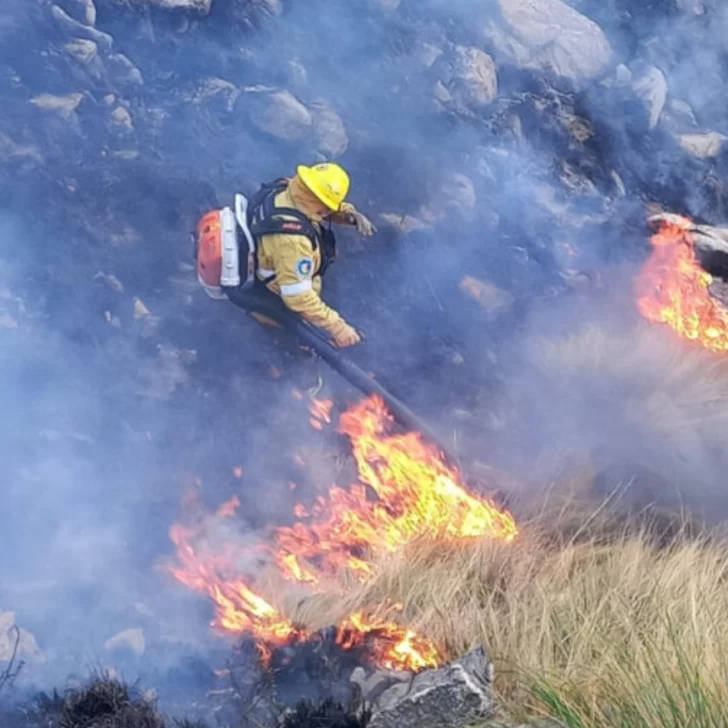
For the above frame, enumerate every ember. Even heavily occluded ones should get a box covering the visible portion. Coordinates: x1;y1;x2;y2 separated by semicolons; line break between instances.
636;215;728;352
168;395;517;672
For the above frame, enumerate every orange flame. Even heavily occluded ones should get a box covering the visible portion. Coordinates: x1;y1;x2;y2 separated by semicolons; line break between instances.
636;216;728;352
216;495;241;518
310;398;333;424
336;611;442;672
168;395;517;671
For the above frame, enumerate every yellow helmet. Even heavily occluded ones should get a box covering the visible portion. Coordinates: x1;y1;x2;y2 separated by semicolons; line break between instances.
296;162;350;212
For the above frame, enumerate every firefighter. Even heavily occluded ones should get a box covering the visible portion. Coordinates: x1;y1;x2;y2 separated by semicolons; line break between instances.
246;163;376;348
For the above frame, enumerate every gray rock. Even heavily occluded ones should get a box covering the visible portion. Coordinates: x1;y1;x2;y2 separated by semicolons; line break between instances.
435;46;497;112
30;92;85;119
351;666;411;703
63;38;98;65
363;648;493;728
109;105;134;133
57;0;97;26
460;276;514;322
631;65;667;129
106;53;144;88
141;0;212;12
51;5;113;52
661;99;698;134
415;42;444;70
648;213;728;262
244;87;312;140
311;100;348;158
484;0;613;85
183;77;239;111
231;0;283;21
677;131;727;158
0;133;44;165
104;628;145;656
602;63;633;88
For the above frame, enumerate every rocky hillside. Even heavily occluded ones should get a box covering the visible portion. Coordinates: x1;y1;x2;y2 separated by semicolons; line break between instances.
3;0;727;348
2;0;728;691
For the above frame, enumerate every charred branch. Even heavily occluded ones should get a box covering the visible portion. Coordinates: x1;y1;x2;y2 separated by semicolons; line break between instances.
0;627;24;696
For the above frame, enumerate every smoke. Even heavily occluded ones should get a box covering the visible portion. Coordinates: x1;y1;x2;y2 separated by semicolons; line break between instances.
3;0;728;708
484;288;728;519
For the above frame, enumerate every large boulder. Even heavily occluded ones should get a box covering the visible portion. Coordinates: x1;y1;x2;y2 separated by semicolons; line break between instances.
677;131;727;159
631;64;668;130
433;46;498;113
352;648;493;728
106;53;144;89
56;0;96;26
134;0;212;12
242;87;313;141
484;0;613;85
51;4;113;51
423;172;477;224
311;100;348;158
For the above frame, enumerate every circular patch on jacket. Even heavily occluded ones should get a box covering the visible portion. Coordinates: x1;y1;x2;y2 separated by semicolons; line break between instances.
296;258;313;278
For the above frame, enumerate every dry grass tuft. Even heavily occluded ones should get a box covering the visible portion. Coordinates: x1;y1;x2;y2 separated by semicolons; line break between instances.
288;500;728;725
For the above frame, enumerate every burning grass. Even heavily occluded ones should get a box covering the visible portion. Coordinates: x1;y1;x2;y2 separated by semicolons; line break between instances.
168;394;517;673
287;497;728;726
636;214;728;352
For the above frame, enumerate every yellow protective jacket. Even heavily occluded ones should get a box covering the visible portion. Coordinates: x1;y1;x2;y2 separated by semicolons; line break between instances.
255;182;357;335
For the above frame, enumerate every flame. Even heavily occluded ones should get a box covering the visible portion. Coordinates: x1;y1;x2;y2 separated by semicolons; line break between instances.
336;611;442;672
309;397;333;430
168;395;517;671
636;216;728;352
216;495;240;518
310;398;333;424
275;395;518;584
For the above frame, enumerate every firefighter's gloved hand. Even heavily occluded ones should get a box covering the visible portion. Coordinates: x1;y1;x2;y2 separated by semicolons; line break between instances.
350;210;377;237
330;320;361;348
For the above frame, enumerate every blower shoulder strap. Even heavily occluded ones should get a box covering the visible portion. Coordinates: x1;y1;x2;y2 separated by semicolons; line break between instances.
248;179;320;251
250;207;319;248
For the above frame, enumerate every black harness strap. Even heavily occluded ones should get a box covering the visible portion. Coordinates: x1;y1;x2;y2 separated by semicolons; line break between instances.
246;179;337;286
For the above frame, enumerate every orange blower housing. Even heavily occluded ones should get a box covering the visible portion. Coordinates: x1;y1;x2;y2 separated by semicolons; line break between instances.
197;210;222;288
195;206;241;299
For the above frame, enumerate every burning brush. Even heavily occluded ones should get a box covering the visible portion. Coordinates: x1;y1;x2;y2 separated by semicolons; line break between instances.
167;394;517;674
636;213;728;353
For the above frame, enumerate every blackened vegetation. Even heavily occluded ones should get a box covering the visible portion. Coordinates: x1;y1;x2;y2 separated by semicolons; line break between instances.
214;630;374;728
60;678;163;728
280;699;370;728
0;638;374;728
1;675;170;728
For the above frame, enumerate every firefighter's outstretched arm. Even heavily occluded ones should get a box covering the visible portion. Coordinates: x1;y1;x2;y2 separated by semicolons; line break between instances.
271;234;361;348
329;202;377;237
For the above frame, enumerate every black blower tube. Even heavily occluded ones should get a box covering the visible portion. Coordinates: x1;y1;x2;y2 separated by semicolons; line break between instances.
227;289;459;466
